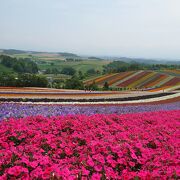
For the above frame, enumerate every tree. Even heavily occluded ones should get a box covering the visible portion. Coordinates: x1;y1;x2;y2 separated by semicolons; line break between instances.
89;82;99;91
65;76;84;89
45;68;51;74
51;68;60;75
103;81;109;90
0;73;17;86
0;55;38;74
78;70;84;80
61;67;76;76
17;74;48;87
86;68;96;75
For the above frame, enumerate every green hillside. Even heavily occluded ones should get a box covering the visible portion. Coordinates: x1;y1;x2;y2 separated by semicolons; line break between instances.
37;60;110;74
0;64;15;74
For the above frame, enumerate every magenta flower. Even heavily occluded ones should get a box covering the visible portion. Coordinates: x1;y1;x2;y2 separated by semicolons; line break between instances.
0;110;179;179
91;173;101;180
87;156;95;167
8;166;28;177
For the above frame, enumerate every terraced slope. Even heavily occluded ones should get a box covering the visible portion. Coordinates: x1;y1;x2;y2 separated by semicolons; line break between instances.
85;70;180;90
117;71;149;87
163;77;180;86
138;74;166;88
126;72;155;88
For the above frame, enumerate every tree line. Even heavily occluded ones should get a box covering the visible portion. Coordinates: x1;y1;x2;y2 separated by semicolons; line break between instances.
0;73;48;87
103;61;180;73
0;55;38;74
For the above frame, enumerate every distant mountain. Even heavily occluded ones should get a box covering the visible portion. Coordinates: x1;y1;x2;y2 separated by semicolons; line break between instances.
0;49;79;58
88;56;103;60
2;49;32;55
0;49;179;65
58;52;79;58
100;56;180;65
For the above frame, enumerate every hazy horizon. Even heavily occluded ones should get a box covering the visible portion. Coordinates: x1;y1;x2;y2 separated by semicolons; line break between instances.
0;0;180;60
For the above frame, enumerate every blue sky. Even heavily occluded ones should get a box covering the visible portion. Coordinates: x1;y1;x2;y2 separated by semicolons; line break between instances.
0;0;180;59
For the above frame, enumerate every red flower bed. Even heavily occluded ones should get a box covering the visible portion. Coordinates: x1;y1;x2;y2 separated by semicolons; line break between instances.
0;110;179;179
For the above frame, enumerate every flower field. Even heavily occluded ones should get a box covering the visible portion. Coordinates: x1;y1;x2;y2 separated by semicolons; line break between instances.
0;90;180;179
84;70;180;90
0;101;180;120
0;109;179;179
138;74;167;89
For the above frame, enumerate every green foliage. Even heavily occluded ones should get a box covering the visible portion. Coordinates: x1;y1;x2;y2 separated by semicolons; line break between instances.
87;81;99;91
59;52;78;57
103;60;180;73
86;68;96;75
45;68;60;74
149;64;180;70
103;61;128;73
61;67;76;76
0;73;17;86
65;76;84;90
0;64;14;74
103;61;142;73
78;71;85;80
51;79;65;89
37;60;108;75
0;72;48;87
0;55;38;74
17;74;48;87
103;81;109;90
66;58;82;62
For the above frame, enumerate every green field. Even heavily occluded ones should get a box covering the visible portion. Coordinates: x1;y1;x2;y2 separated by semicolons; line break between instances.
0;53;112;85
37;60;110;73
9;53;110;74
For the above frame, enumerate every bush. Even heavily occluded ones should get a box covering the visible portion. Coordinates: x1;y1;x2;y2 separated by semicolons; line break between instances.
61;67;76;76
0;55;38;74
65;76;84;89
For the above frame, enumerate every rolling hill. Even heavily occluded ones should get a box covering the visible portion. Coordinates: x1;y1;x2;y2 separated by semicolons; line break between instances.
85;70;180;91
1;49;180;65
0;49;79;59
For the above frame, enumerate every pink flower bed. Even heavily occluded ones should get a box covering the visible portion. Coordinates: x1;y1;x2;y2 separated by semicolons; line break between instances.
0;110;179;179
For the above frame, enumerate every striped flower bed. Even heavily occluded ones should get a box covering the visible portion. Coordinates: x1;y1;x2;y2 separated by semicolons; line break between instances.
117;71;150;87
127;72;154;88
97;73;126;86
84;70;179;90
138;73;162;89
85;74;117;85
0;97;179;120
108;72;135;86
163;77;180;87
145;74;168;88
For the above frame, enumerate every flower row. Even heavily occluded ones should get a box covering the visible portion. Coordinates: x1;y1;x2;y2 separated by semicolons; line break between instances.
0;101;179;121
